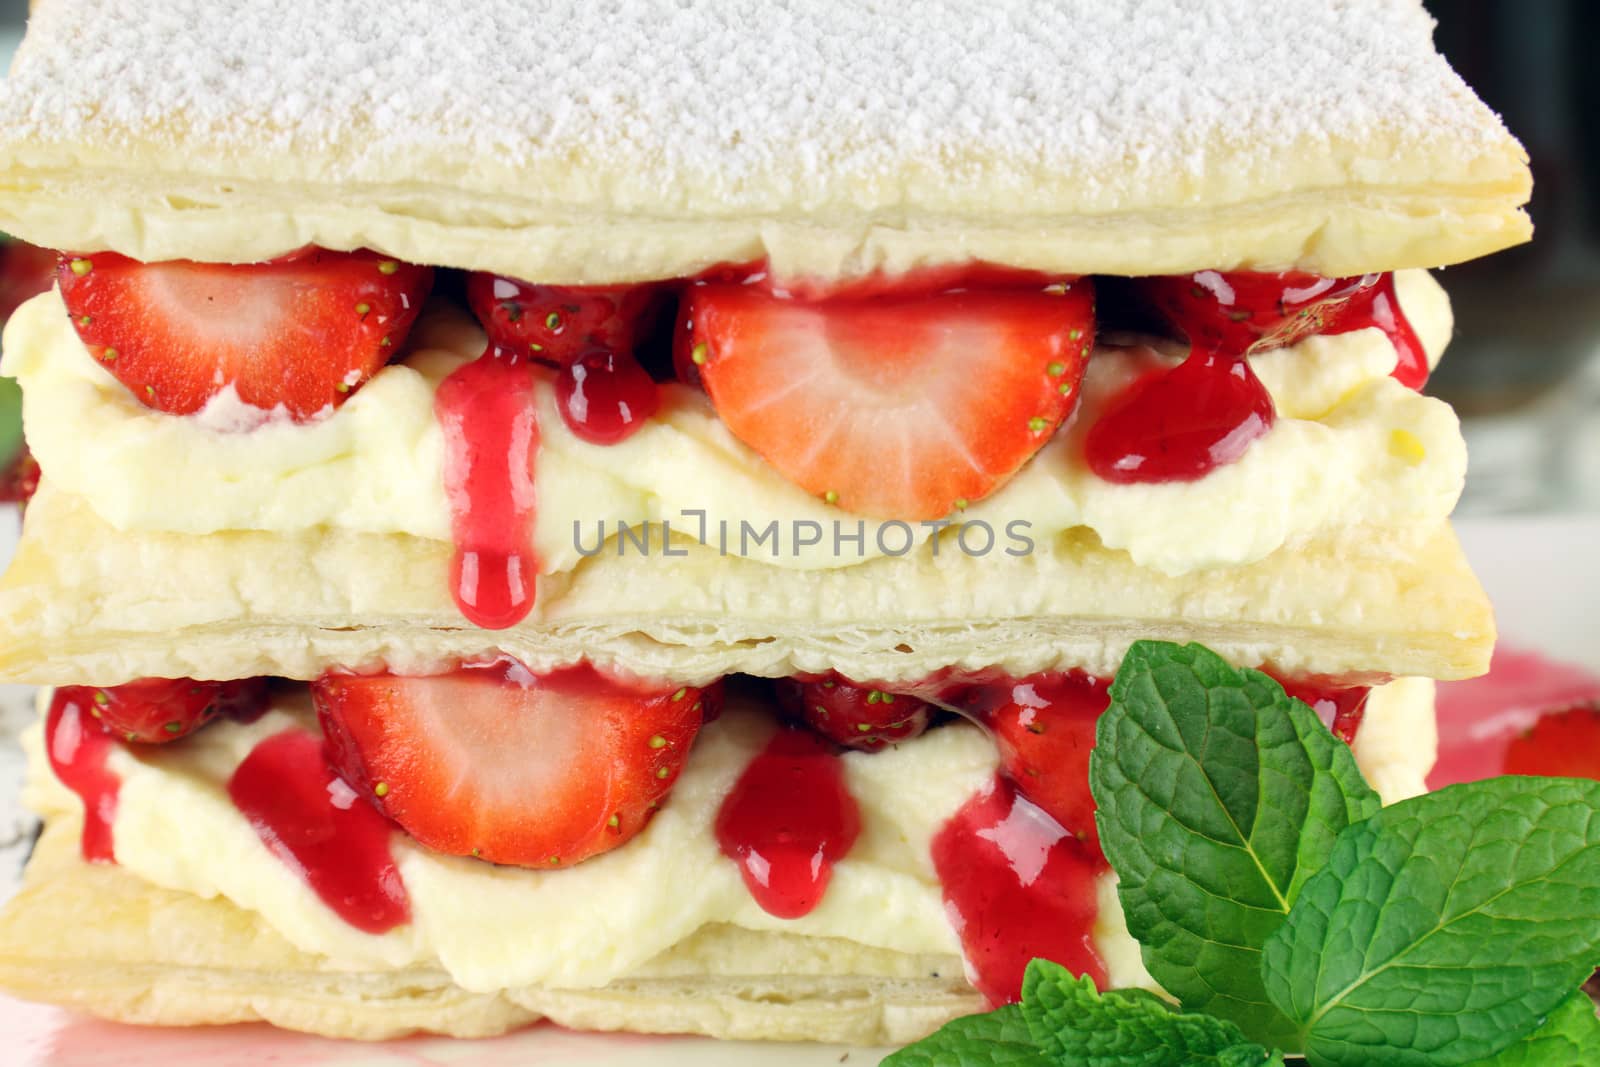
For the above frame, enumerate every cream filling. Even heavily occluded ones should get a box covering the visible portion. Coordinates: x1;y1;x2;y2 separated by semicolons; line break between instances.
23;679;1432;996
3;270;1458;578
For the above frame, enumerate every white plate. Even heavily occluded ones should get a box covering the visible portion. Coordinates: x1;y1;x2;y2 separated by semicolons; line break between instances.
2;514;1597;1065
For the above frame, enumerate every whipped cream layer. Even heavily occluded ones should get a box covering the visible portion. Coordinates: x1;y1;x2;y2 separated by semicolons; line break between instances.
24;679;1433;997
4;270;1459;578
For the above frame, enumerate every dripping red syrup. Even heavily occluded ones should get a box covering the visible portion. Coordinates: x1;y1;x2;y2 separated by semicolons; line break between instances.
932;775;1108;1006
554;347;660;445
1084;345;1276;483
714;726;861;919
1088;270;1424;484
45;689;120;863
1323;273;1428;391
920;671;1110;1005
228;728;410;934
435;347;541;630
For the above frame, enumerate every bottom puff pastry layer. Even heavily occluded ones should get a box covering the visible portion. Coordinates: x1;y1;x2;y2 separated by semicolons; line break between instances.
0;824;978;1044
0;679;1437;1043
0;487;1492;687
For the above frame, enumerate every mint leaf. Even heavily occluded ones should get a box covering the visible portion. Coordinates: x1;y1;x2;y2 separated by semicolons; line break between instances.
1263;777;1600;1065
1089;641;1380;1045
1020;959;1286;1065
1462;991;1600;1066
881;1003;1053;1066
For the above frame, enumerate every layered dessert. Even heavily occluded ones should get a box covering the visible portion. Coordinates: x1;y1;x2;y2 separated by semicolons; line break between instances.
0;0;1529;1047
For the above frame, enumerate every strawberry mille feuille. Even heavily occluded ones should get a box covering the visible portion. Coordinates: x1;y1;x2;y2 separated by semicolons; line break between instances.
0;0;1527;1047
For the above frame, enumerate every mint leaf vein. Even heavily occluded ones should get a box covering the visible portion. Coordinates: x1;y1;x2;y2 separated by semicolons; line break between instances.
1263;777;1600;1065
1089;642;1381;1046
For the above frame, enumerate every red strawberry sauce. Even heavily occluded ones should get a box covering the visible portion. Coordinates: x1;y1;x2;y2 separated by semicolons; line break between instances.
1084;345;1277;484
45;689;121;863
1326;273;1428;390
932;775;1108;1005
554;349;661;445
436;351;542;630
1431;647;1600;788
1087;271;1421;484
228;728;410;934
715;726;861;919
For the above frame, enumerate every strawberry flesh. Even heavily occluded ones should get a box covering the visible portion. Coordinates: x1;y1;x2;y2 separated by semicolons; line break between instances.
59;677;269;744
774;674;931;752
57;249;433;420
980;671;1110;849
684;281;1094;520
312;662;707;868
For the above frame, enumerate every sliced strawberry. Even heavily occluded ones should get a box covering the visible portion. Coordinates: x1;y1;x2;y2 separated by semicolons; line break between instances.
774;674;931;752
0;237;56;322
683;281;1094;520
312;662;706;868
1137;271;1379;356
466;273;661;365
982;671;1109;849
60;677;269;744
1504;704;1600;780
56;248;433;420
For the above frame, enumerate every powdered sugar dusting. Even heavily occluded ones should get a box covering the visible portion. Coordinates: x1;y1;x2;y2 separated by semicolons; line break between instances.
0;0;1511;201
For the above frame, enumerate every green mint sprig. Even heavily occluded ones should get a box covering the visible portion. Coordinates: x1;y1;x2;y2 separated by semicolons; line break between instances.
1091;641;1380;1044
885;641;1600;1067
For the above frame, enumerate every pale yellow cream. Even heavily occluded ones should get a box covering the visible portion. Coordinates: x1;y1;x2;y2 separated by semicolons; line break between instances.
3;270;1458;577
23;680;1431;995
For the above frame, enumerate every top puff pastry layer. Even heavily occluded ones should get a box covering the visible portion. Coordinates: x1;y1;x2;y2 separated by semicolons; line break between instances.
0;0;1529;283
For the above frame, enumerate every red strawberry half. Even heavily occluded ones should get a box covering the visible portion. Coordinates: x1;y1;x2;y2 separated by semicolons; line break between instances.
774;674;931;752
1503;703;1600;780
465;273;660;365
682;281;1095;520
61;677;269;744
57;248;433;420
312;662;707;868
982;671;1110;849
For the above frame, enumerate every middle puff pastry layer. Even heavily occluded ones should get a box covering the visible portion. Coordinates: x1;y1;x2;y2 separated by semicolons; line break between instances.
0;486;1492;686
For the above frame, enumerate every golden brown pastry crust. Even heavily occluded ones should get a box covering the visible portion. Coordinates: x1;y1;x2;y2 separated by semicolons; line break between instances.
0;487;1493;687
0;2;1530;282
0;822;979;1043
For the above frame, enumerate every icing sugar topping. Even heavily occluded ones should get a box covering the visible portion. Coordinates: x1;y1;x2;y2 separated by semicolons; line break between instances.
0;0;1511;201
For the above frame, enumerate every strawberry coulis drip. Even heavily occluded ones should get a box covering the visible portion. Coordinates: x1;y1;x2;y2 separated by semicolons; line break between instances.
1085;270;1422;485
45;689;121;863
932;775;1108;1006
714;726;861;919
227;728;411;934
553;348;660;445
1083;345;1277;483
1321;272;1428;390
435;349;542;630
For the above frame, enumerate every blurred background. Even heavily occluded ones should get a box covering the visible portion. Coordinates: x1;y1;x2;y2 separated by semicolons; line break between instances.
0;1;1593;515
